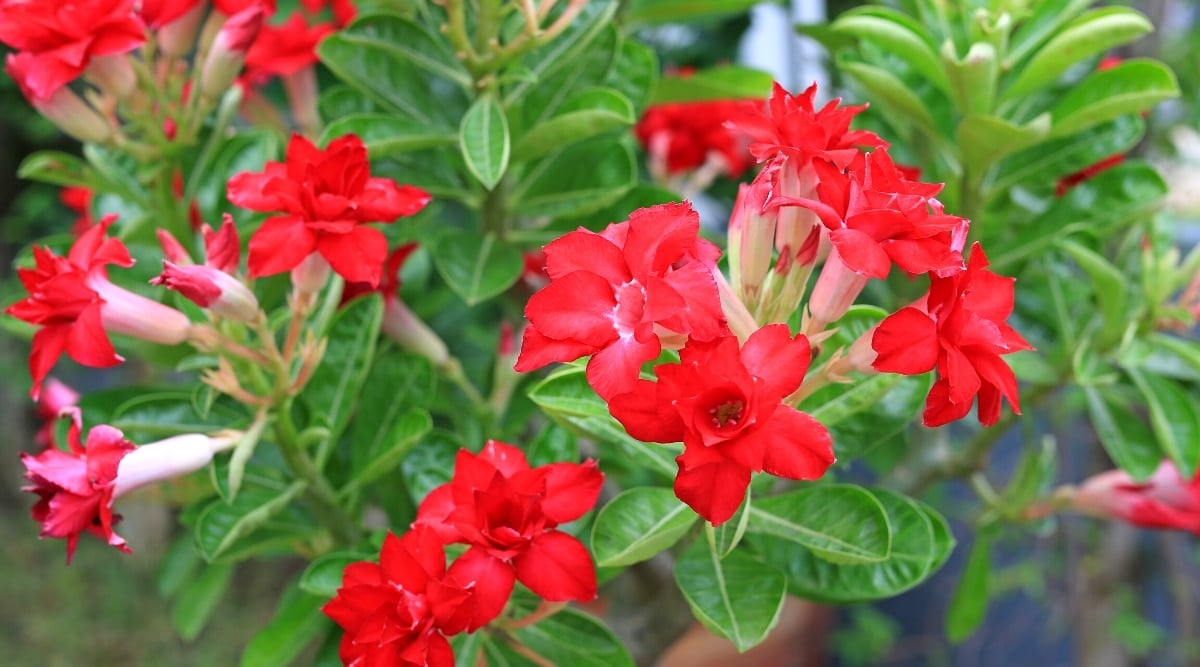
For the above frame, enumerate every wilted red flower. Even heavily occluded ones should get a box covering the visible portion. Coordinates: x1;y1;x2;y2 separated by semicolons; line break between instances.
323;525;474;667
635;98;760;178
608;324;835;524
227;133;430;285
242;12;333;85
1071;461;1200;534
872;242;1033;427
414;441;603;627
5;217;193;398
514;202;728;400
0;0;145;100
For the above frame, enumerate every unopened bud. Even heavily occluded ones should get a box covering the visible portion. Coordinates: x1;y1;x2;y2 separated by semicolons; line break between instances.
85;54;137;100
113;432;239;498
6;53;112;144
200;7;263;101
382;296;449;367
152;261;260;322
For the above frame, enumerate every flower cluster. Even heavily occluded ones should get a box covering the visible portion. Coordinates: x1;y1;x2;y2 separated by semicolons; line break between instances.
634;98;761;180
325;441;603;665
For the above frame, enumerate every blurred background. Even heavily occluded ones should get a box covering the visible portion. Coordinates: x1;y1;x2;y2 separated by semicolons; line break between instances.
3;1;1200;665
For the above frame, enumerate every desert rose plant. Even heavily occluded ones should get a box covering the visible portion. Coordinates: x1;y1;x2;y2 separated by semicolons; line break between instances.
2;0;1197;664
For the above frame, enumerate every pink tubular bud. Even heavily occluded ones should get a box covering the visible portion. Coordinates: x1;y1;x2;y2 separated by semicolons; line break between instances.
382;296;449;367
85;53;137;100
202;214;241;273
156;229;193;265
291;253;331;296
152;261;260;322
200;7;263;101
7;51;112;144
806;248;869;335
158;4;207;59
87;276;193;345
728;173;778;303
113;432;238;498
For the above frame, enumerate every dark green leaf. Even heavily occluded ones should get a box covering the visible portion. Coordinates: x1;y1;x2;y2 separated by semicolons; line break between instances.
504;0;618;106
591;487;698;567
171;563;234;640
526;422;579;468
512;88;634;162
194;480;311;562
350;350;436;472
513;608;634;667
946;535;991;642
299;552;371;598
511;137;636;218
322;114;457;158
241;582;330;667
401;429;465;500
605;39;659;114
837;55;939;137
747;485;891;564
301;294;384;440
1084;386;1160;481
990;115;1144;195
459;95;511;190
343;409;432;493
674;540;787;652
432;231;523;305
109;391;249;441
956;113;1051;172
1126;368;1200;478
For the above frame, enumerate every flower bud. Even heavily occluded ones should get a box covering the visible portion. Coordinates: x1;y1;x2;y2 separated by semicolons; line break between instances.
87;275;194;345
6;53;111;144
200;7;263;101
291;252;331;296
157;4;207;59
382;296;449;367
152;261;261;322
806;247;869;335
85;53;137;100
113;432;238;498
156;229;194;265
728;171;777;303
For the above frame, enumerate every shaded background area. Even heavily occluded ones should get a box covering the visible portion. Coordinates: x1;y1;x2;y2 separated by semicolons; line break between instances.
2;1;1200;665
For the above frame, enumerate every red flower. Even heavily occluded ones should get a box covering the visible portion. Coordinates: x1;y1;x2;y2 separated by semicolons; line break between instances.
872;242;1033;427
242;13;333;85
33;377;79;448
414;441;603;625
635;99;760;178
323;526;476;667
21;410;134;562
0;0;145;100
61;186;94;235
1072;461;1200;534
514;202;728;400
5;216;192;399
138;0;202;28
730;82;886;168
213;0;276;15
227;133;430;285
608;324;835;524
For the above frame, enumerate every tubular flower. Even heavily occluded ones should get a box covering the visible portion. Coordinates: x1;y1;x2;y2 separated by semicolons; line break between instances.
871;242;1033;427
1070;461;1200;534
5;216;193;399
414;441;604;627
0;0;145;101
608;324;836;525
514;202;728;400
634;98;760;178
323;526;475;667
20;409;237;562
227;133;431;286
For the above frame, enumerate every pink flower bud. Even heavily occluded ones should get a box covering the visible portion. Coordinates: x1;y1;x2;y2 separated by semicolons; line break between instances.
200;7;264;100
291;252;331;295
87;275;194;346
7;53;111;144
382;296;449;367
728;173;777;303
806;247;869;334
156;4;207;59
85;53;137;100
1071;461;1200;533
152;261;260;322
156;229;194;265
112;432;238;498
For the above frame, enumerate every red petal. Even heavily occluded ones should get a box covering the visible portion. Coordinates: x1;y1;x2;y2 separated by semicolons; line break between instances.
512;325;598;372
740;324;811;399
622;202;703;277
514;531;597;602
585;333;661;401
922;377;974;427
674;458;750;526
538;460;603;525
64;305;123;368
523;271;617;344
829;227;891;279
759;409;836;479
226;171;284;211
443;546;515;631
247;216;316;276
871;308;938;375
28;325;69;400
478;440;530;478
317;225;388;285
543;229;629;284
607;379;686;444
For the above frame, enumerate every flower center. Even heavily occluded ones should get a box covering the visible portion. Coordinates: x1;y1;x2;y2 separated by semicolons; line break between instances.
612;280;646;338
709;400;744;428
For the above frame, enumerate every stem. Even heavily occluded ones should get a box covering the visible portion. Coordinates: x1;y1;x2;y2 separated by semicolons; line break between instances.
153;162;191;253
274;403;360;546
480;176;510;240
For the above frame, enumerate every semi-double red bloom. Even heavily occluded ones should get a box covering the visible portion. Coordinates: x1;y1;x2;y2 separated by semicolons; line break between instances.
242;12;333;85
608;324;836;525
323;526;475;667
1072;461;1200;534
0;0;145;101
213;0;276;15
635;99;760;177
872;242;1033;426
21;411;135;562
414;441;603;629
227;133;430;286
730;82;886;168
514;202;728;400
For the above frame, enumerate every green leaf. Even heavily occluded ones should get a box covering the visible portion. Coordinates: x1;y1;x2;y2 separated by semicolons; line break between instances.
1060;240;1128;343
350;350;436;473
526;422;579;468
1002;8;1153;102
527;364;608;419
605;39;659;114
990;115;1144;195
674;540;787;652
227;413;269;501
170;563;234;641
194;480;310;562
1048;59;1179;138
432;230;523;305
1005;0;1095;66
1003;437;1058;509
157;533;202;597
17;150;100;189
942;41;998;116
333;14;471;88
650;65;774;104
299;552;370;598
301;294;384;440
838;55;939;137
747;485;892;564
1126;368;1200;478
625;0;760;24
591;487;698;567
806;373;903;429
833;7;949;94
241;583;330;667
343;409;433;494
957;113;1051;172
401;429;464;500
825;374;932;461
707;492;750;558
1084;386;1160;481
108;390;249;440
946;535;992;642
459;95;511;190
504;0;618;106
510;137;636;219
321;114;457;158
754;490;954;603
512;88;635;162
513;608;634;667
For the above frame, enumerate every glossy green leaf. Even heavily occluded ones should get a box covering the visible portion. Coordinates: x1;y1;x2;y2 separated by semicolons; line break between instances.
512;88;635;162
838;56;939;137
806;373;904;429
1006;0;1095;66
946;534;991;642
591;487;697;567
527;365;608;419
504;0;618;106
833;7;949;93
957;113;1051;171
108;390;249;440
171;563;234;641
526;422;579;468
344;409;432;494
747;485;891;564
510;26;618;136
332;14;471;88
1084;386;1160;481
459;95;511;190
942;41;998;116
157;533;202;597
322;114;457;157
299;551;370;598
241;583;329;667
707;492;750;559
301;294;383;440
675;540;788;652
510;138;636;219
432;231;523;305
401;429;464;501
17;150;100;189
1060;239;1128;342
1048;59;1179;138
605;39;659;114
754;490;954;603
1126;368;1200;478
1003;437;1058;508
825;374;932;461
625;0;760;24
350;351;436;474
195;480;310;562
318;84;378;119
991;115;1144;194
650;65;774;104
513;608;634;667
